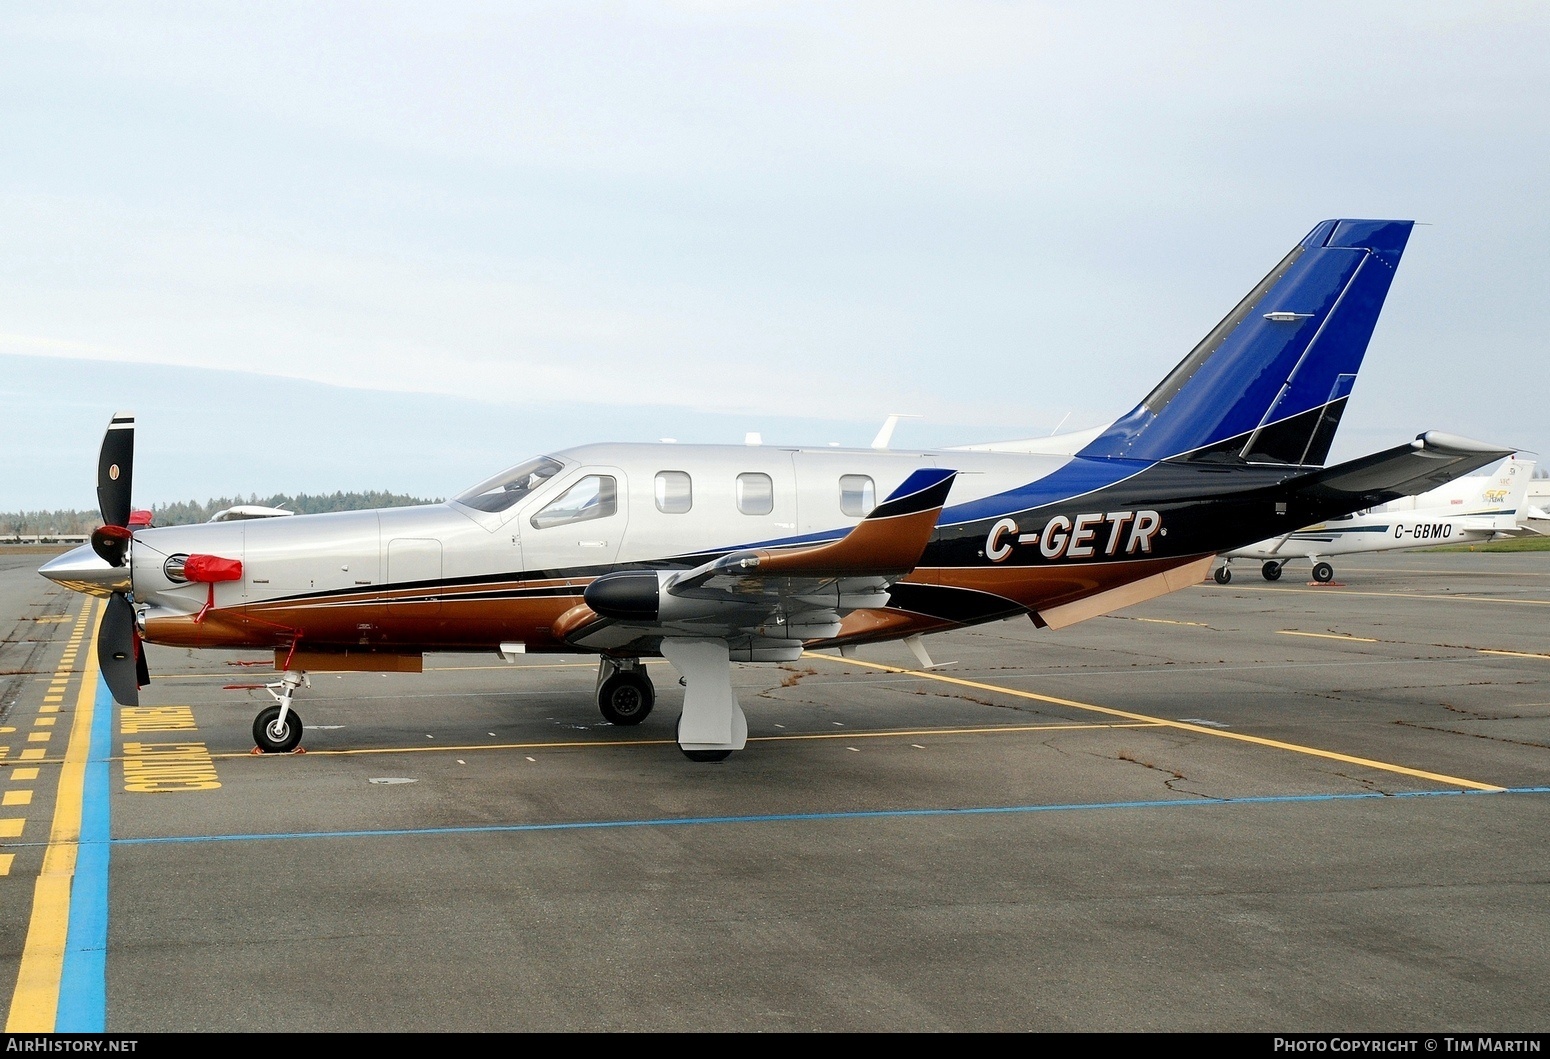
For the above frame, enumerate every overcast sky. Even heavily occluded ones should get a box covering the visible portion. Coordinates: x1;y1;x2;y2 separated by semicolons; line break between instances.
2;2;1547;510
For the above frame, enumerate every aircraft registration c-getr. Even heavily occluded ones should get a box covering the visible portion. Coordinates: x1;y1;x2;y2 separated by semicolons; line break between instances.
40;219;1513;762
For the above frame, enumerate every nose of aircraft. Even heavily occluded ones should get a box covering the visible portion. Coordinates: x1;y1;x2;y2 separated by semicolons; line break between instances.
38;543;133;597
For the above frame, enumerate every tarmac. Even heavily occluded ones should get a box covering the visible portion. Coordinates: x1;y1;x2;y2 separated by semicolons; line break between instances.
0;546;1546;1032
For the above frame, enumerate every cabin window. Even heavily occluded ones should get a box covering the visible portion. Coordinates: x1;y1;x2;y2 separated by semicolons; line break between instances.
736;472;773;516
454;456;564;513
531;475;617;529
655;471;692;514
839;475;876;517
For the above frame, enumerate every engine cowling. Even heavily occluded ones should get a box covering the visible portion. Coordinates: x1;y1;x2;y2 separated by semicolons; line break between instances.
583;571;662;621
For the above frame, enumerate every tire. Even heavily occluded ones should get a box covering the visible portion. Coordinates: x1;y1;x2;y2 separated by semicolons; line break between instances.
1213;565;1231;584
253;704;303;753
1312;562;1334;583
1262;562;1283;582
598;670;654;726
677;717;732;762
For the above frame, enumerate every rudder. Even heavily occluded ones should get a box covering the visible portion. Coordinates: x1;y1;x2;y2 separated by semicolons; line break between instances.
1079;219;1415;466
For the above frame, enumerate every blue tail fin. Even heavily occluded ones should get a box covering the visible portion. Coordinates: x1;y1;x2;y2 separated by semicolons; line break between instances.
1078;219;1414;466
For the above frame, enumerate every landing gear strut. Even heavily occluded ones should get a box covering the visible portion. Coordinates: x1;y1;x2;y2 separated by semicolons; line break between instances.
661;639;746;762
253;670;308;753
596;658;654;725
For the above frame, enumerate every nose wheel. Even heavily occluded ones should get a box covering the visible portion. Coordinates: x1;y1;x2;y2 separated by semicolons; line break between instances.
1213;564;1232;584
253;670;308;753
253;704;304;753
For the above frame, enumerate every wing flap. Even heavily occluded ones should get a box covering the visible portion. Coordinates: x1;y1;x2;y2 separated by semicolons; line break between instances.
566;469;957;651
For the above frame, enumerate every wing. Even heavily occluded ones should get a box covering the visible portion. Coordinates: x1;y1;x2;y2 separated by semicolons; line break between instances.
554;467;958;661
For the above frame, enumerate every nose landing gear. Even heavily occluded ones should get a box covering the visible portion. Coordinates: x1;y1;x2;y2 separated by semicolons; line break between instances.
253;670;308;753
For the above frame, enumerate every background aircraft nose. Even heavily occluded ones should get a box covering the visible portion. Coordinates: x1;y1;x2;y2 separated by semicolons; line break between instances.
38;543;133;597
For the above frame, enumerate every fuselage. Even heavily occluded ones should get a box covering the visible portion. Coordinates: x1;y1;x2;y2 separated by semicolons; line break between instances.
89;440;1368;660
1225;508;1506;562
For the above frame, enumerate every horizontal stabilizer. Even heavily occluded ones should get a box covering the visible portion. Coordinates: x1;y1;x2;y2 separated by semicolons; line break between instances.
1281;432;1514;508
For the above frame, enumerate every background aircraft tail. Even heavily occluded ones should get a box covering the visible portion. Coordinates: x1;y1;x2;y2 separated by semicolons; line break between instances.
1079;219;1415;466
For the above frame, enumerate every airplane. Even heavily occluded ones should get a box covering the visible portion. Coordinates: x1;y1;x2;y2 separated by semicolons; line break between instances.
1212;453;1537;583
39;218;1515;762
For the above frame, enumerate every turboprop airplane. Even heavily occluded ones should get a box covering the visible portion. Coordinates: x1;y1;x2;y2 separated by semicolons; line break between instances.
40;218;1514;761
1213;454;1536;583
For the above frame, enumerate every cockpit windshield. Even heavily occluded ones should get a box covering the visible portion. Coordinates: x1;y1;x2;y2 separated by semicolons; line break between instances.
453;456;565;513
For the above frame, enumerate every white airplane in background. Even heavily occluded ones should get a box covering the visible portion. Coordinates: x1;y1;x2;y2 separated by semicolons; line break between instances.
1213;454;1537;584
39;218;1515;762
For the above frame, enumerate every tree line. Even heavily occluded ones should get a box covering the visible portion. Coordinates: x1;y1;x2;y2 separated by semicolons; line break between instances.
1;491;443;536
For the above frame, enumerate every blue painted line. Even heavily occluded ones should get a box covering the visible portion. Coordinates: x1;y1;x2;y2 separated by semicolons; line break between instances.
102;785;1550;848
55;673;111;1032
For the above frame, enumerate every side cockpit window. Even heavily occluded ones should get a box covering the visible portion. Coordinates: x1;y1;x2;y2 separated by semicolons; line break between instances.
454;457;563;513
531;475;617;529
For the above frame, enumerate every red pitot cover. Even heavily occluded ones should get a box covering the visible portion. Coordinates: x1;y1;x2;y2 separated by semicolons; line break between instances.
182;554;243;583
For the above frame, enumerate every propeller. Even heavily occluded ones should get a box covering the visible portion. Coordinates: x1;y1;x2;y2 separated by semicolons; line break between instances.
91;413;150;706
90;412;136;567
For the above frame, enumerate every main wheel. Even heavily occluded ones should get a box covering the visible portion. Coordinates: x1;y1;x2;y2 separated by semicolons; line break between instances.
1312;561;1334;583
598;670;654;726
1262;561;1283;582
253;704;303;753
1213;565;1231;584
677;718;732;762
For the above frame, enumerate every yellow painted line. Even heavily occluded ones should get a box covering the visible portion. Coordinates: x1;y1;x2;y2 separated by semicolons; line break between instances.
12;769;39;781
205;720;1161;760
1127;617;1210;627
1479;649;1550;660
806;653;1507;793
1278;631;1379;643
0;819;23;838
1215;585;1550;607
7;595;103;1032
3;791;33;806
33;717;56;727
0;854;12;875
26;733;50;743
19;749;45;761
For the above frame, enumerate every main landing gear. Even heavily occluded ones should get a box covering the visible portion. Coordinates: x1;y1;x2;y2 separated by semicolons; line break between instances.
1311;561;1335;584
253;670;308;753
595;658;655;725
1262;561;1284;581
1213;563;1232;584
662;639;746;763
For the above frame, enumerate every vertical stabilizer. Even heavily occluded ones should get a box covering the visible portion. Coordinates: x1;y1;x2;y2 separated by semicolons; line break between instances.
1079;219;1414;466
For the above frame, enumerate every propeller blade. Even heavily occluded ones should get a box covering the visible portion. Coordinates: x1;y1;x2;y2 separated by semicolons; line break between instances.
99;593;141;707
135;629;151;690
96;412;135;529
90;524;132;567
